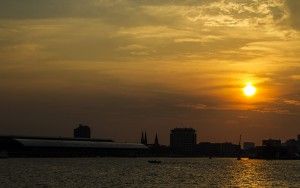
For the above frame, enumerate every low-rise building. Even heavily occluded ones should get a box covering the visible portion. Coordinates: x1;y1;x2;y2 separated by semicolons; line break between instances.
262;139;281;147
74;124;91;138
243;142;255;150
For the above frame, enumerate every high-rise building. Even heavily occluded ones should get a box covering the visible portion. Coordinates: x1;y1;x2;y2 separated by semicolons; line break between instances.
170;128;196;154
74;124;91;138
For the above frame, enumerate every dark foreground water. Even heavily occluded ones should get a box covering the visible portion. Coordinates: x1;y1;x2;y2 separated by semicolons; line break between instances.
0;158;299;187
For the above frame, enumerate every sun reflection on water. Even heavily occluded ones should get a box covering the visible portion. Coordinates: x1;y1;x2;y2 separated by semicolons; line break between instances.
229;159;266;187
0;158;299;187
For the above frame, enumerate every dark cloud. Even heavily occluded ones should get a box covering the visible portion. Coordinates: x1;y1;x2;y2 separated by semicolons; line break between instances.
0;0;165;27
0;0;218;20
285;0;300;30
269;6;285;21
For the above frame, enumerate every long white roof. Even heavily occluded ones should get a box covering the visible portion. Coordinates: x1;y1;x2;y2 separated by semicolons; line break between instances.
15;139;148;149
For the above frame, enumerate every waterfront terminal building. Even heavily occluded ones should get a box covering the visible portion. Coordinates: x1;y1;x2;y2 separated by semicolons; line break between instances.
0;136;148;158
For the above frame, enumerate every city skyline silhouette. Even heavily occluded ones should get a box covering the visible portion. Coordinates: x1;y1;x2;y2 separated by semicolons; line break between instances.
0;0;299;149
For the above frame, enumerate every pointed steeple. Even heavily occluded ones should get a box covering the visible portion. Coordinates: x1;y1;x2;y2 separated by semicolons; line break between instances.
144;131;148;145
141;131;144;144
154;133;159;146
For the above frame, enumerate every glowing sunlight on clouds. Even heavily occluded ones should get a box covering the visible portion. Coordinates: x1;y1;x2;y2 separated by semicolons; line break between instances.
0;0;299;143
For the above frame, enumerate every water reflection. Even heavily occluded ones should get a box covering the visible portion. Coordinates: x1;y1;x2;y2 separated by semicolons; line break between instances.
228;159;267;187
0;158;299;187
228;159;300;187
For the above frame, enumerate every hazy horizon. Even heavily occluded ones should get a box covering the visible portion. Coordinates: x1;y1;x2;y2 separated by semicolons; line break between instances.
0;0;299;145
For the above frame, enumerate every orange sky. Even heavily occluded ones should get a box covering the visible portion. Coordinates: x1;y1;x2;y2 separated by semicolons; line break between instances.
0;0;299;145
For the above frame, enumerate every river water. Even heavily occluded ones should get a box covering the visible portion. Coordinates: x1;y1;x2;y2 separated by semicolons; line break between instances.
0;158;299;187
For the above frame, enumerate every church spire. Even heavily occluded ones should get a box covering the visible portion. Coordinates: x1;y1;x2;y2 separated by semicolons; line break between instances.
141;131;144;144
144;131;148;145
154;133;159;146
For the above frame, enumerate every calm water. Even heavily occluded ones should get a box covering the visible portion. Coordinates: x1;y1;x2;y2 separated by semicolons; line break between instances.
0;158;299;187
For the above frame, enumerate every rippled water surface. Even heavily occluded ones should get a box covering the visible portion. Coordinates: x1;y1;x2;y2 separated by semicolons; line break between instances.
0;158;299;187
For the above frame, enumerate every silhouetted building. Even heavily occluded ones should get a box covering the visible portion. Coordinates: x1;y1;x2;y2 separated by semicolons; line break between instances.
197;142;220;156
284;139;298;156
144;132;148;145
243;142;255;150
141;132;144;144
154;133;159;147
220;142;240;157
242;142;256;158
170;128;196;155
254;137;300;159
285;139;297;146
141;131;148;145
147;133;169;156
298;135;300;152
262;139;281;147
0;136;148;157
74;124;91;138
196;142;240;157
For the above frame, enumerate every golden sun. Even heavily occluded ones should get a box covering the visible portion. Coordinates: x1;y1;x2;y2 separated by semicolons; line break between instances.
243;82;256;97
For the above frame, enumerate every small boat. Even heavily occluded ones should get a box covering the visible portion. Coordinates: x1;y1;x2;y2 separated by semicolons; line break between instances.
148;160;161;164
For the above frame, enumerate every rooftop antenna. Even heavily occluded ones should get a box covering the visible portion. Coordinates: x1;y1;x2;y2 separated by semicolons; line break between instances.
237;134;242;160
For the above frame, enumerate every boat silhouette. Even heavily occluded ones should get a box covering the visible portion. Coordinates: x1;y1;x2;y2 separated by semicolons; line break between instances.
148;160;161;164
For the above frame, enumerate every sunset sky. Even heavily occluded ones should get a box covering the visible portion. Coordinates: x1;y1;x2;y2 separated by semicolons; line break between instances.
0;0;299;145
